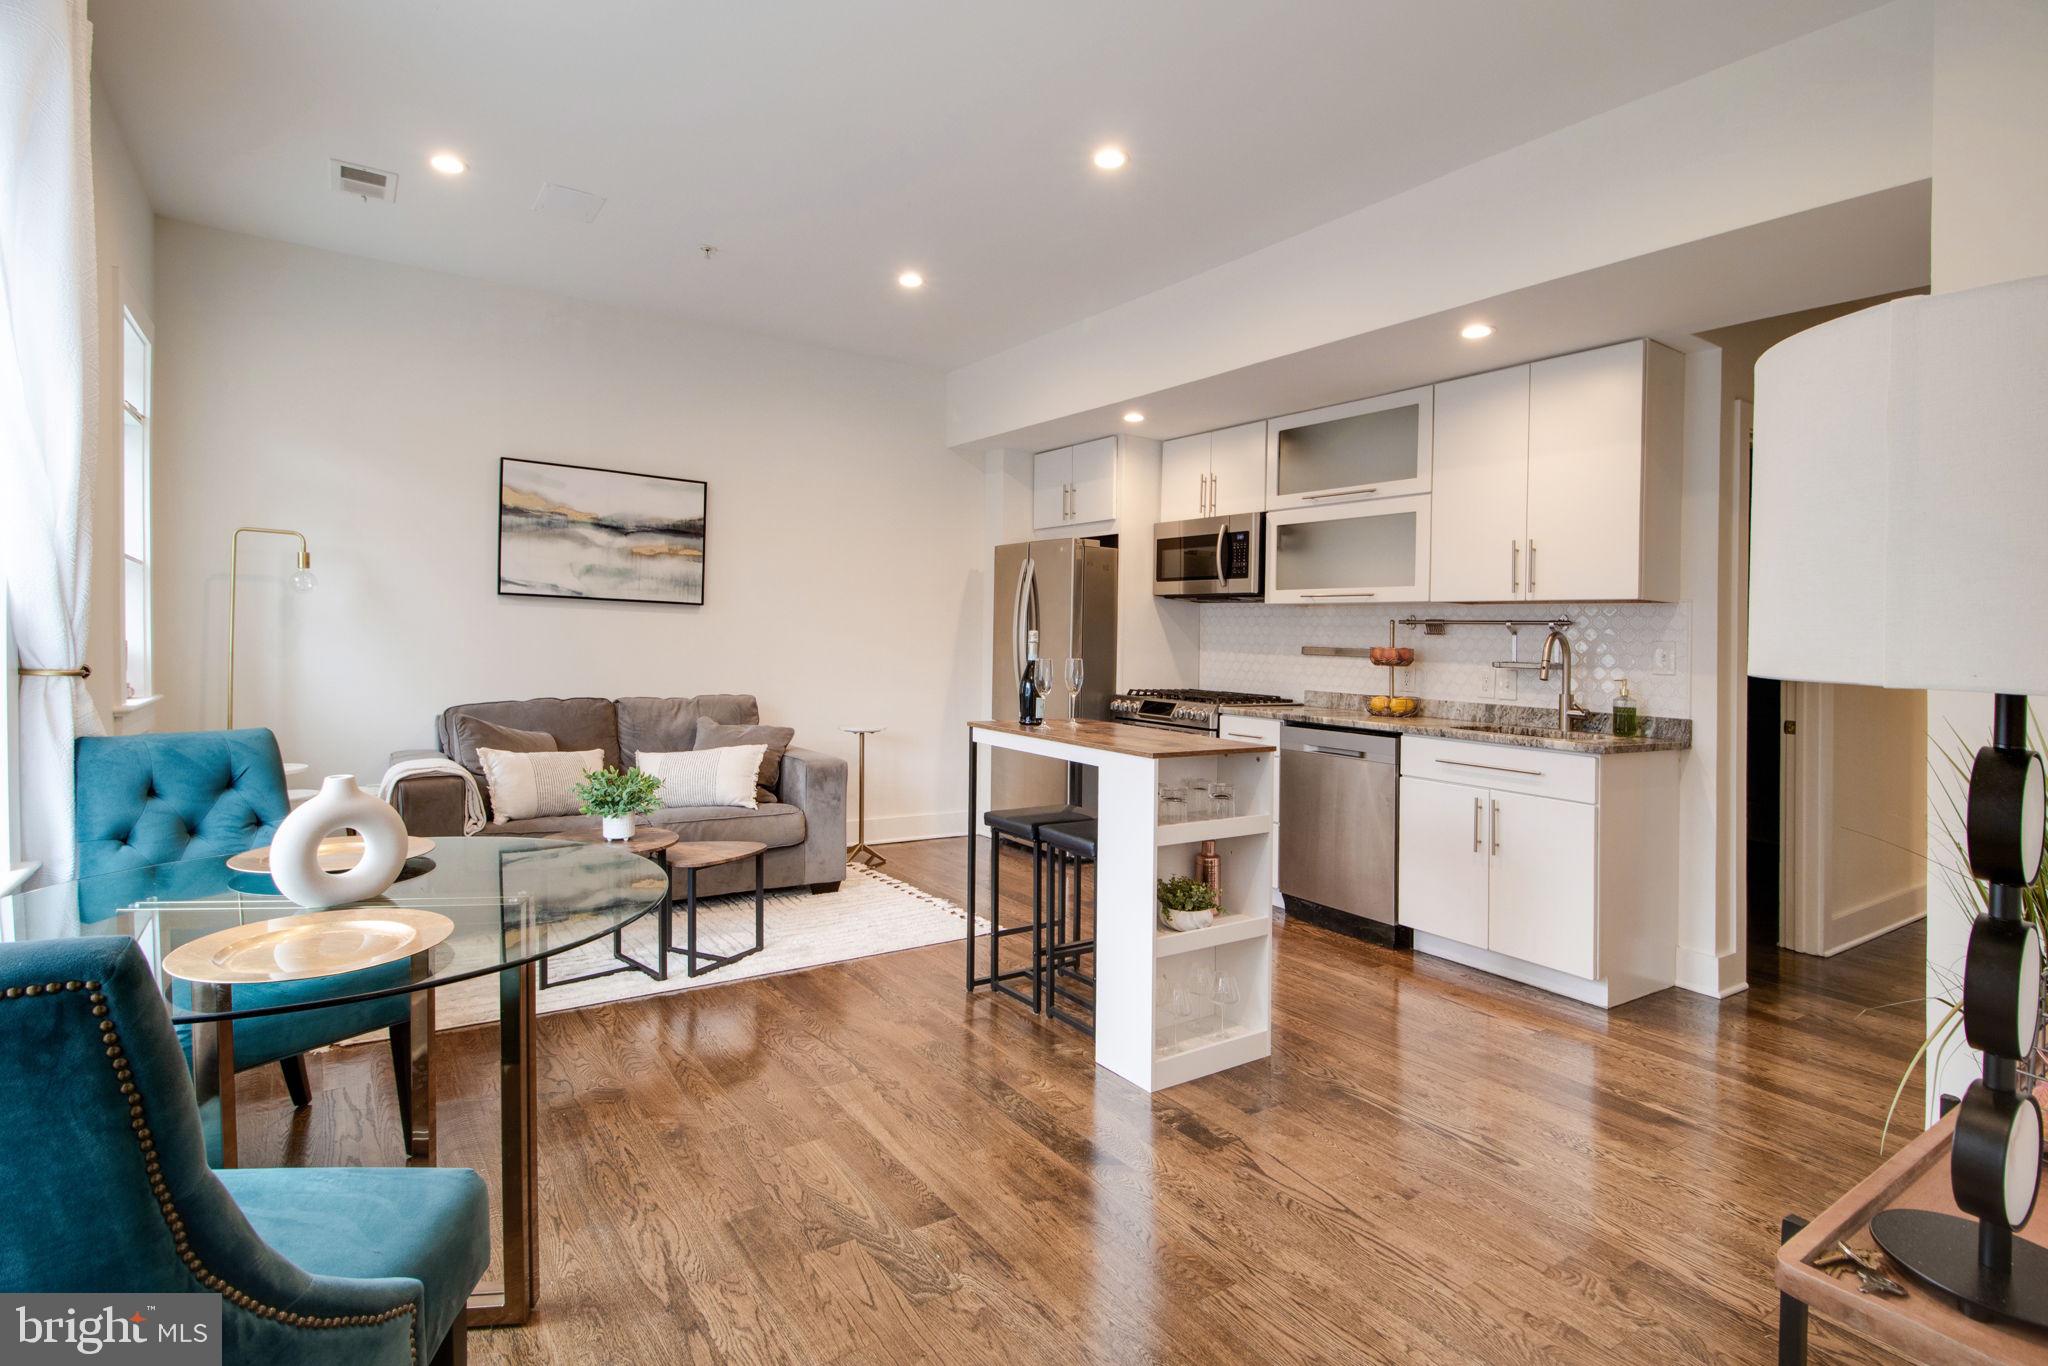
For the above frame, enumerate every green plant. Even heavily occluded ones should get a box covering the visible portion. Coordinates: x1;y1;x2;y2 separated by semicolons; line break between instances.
1876;719;2048;1152
573;765;663;819
1157;874;1219;926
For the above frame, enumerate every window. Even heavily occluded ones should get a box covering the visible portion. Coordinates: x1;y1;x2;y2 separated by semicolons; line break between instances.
120;310;152;703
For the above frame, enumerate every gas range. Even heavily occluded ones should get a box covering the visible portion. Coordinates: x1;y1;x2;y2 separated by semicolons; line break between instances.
1108;688;1294;734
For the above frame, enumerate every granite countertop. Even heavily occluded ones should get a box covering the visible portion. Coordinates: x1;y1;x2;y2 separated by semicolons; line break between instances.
1218;698;1691;756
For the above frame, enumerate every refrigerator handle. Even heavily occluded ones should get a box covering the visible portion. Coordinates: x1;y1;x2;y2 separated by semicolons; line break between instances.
1011;554;1035;681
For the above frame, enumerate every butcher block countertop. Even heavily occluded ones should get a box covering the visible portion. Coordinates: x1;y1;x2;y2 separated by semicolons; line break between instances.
969;718;1275;759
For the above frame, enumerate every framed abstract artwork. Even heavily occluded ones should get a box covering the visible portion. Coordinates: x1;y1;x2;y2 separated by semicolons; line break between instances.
497;457;708;606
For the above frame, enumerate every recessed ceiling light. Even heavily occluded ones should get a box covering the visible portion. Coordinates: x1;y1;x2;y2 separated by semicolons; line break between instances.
1093;146;1128;171
428;152;467;176
897;270;925;289
1460;322;1495;340
1123;410;1145;423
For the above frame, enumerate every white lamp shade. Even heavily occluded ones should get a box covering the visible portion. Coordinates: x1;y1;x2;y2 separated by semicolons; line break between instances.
1749;274;2048;694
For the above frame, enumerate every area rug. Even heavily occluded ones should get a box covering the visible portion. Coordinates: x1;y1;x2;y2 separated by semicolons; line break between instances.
425;862;978;1031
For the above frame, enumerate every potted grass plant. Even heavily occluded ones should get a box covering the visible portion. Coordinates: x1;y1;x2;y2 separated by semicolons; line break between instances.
574;765;664;841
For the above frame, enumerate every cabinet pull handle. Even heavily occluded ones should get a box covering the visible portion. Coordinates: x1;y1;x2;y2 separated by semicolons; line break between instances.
1511;540;1520;593
1437;757;1544;777
1491;799;1501;854
1299;590;1376;598
1473;797;1482;852
1528;539;1536;594
1302;484;1381;500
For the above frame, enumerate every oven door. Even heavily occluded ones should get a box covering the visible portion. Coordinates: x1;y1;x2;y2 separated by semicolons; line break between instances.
1153;515;1262;599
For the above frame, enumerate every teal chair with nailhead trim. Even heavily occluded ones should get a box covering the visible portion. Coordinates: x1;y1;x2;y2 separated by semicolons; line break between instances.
0;936;487;1365
73;728;417;1147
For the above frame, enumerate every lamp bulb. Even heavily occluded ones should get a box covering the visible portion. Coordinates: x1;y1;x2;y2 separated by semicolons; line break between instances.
291;568;318;593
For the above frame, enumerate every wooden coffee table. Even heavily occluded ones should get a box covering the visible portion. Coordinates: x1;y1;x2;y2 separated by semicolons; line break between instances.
542;827;680;987
669;840;768;978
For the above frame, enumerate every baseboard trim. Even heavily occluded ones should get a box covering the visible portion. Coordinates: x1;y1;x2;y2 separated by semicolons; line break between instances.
1676;945;1749;999
862;811;967;845
1816;889;1926;958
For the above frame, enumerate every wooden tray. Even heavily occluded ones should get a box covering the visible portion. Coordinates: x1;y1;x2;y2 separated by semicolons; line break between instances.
1778;1109;2048;1365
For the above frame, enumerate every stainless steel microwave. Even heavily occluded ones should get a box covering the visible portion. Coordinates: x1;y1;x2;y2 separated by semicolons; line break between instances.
1152;513;1264;600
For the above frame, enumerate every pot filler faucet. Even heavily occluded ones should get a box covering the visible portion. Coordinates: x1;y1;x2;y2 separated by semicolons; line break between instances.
1538;626;1592;733
1491;623;1591;733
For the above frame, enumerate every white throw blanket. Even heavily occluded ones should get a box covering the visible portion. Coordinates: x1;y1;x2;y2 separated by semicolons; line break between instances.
377;755;487;835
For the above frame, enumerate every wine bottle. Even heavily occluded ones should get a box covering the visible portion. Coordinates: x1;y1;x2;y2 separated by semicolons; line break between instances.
1020;629;1043;726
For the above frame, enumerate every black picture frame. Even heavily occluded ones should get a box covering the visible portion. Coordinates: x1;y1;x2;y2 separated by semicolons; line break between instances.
496;456;709;606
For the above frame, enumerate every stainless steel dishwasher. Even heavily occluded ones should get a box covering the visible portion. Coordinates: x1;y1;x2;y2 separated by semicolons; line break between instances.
1278;724;1407;947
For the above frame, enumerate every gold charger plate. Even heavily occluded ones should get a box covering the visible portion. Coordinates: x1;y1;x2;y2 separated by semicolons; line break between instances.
226;835;436;875
161;907;455;985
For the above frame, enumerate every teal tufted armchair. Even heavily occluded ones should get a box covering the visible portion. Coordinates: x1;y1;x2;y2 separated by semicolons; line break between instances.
74;729;416;1144
0;937;487;1364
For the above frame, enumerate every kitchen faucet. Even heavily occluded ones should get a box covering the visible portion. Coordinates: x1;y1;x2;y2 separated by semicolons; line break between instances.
1537;627;1592;732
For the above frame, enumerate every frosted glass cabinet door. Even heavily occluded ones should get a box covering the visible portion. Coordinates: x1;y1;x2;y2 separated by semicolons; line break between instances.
1264;497;1431;603
1266;386;1433;510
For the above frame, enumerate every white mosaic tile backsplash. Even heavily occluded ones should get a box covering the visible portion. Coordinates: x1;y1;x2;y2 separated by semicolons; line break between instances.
1199;600;1693;719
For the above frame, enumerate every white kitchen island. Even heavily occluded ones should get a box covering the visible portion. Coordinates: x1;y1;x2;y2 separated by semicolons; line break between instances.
967;719;1278;1091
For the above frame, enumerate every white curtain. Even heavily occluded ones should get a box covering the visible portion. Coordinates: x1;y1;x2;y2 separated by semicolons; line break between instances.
0;0;102;887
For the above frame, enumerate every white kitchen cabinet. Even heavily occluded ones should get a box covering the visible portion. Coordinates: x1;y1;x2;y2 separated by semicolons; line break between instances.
1425;340;1682;603
1158;421;1266;521
1396;735;1679;1009
1266;387;1433;510
1264;496;1430;604
1033;436;1119;530
1159;434;1210;521
1208;422;1266;516
1395;776;1490;949
1430;365;1530;602
1524;342;1680;602
1485;789;1598;978
1068;436;1117;525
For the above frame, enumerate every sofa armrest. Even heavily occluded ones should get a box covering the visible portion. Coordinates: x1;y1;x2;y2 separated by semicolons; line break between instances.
385;748;471;837
778;746;847;888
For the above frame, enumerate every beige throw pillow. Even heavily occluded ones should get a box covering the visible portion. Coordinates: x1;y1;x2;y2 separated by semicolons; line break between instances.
638;746;764;809
477;747;604;822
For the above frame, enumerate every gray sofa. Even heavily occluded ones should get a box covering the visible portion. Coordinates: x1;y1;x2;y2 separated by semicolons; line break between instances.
387;694;847;896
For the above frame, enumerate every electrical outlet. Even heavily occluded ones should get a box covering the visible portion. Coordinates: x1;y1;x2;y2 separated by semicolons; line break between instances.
1495;668;1517;701
1652;643;1676;676
1474;670;1493;699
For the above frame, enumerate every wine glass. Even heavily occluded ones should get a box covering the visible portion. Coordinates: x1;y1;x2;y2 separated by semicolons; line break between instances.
1030;658;1052;712
1212;970;1243;1038
1065;657;1085;715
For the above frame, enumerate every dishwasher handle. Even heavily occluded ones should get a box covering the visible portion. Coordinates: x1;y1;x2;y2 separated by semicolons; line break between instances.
1279;723;1398;763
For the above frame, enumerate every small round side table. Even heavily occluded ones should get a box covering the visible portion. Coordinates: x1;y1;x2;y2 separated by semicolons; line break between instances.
842;725;886;868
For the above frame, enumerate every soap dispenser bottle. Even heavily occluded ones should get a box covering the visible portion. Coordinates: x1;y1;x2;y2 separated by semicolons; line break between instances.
1612;677;1640;739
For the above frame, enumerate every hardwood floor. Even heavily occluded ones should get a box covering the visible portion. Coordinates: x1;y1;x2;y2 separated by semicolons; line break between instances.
237;836;1929;1363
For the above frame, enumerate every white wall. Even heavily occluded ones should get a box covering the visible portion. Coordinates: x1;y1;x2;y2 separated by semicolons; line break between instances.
86;78;153;726
945;1;1933;446
150;220;982;843
1924;0;2048;1117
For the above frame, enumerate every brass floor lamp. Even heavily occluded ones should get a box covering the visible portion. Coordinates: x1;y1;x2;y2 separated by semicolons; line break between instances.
225;527;316;729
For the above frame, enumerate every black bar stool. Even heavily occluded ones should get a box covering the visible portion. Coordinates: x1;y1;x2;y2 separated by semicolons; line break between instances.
972;803;1087;1013
1039;818;1097;1036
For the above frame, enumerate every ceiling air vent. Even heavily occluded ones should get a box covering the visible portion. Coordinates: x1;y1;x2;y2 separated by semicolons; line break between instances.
330;159;398;203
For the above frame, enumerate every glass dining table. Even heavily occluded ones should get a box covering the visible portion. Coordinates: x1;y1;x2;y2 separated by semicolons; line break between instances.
0;836;667;1328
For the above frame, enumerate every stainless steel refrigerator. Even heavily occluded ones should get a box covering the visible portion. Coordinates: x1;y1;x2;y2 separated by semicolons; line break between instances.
991;537;1119;809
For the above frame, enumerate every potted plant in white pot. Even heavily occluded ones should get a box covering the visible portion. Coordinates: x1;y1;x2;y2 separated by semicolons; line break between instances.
574;765;663;841
1157;875;1220;932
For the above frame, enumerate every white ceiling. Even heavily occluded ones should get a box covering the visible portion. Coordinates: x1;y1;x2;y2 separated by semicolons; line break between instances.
90;0;1888;370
